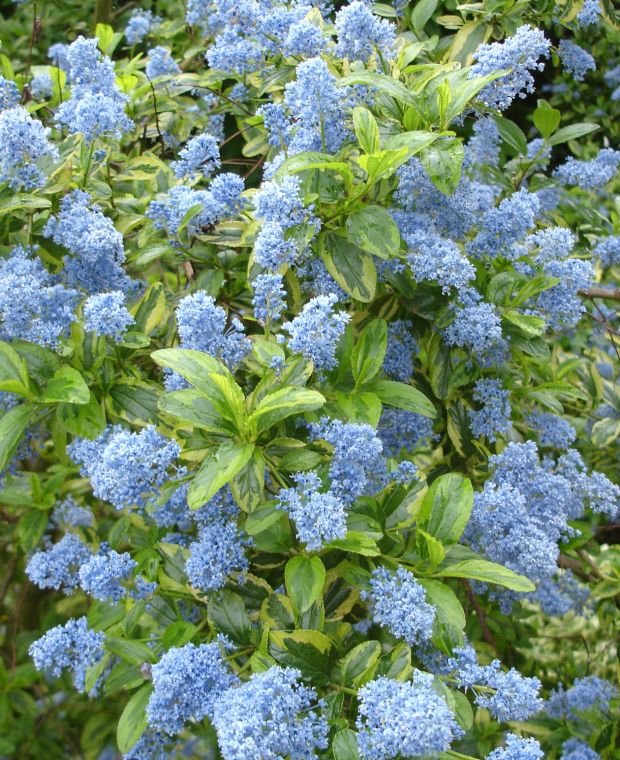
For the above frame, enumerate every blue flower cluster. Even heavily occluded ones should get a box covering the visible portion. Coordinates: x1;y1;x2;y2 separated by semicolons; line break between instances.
146;642;237;735
558;40;596;81
444;296;508;366
469;25;551;111
29;617;105;693
561;738;600;760
253;175;319;271
44;190;133;294
26;533;91;593
364;567;435;646
334;1;396;63
185;516;249;591
277;471;347;550
382;320;417;382
469;378;512;442
52;496;94;528
147;173;245;239
487;734;544;760
0;106;58;189
78;547;137;602
55;36;133;141
68;425;181;511
310;417;384;504
378;408;435;456
468;188;540;260
251;274;287;324
0;245;78;348
125;8;161;45
171;133;221;180
284;294;350;371
211;666;328;760
546;675;617;720
146;46;180;79
356;672;459;759
532;569;590;616
175;291;250;369
526;411;576;449
577;0;601;26
83;290;134;341
0;75;20;110
448;644;542;722
553;148;620;189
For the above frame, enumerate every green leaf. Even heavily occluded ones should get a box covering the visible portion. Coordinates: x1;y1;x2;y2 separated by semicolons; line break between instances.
357;148;410;182
339;72;421;110
336;391;382;427
0;341;31;396
591;418;620;447
416;528;446;566
547;122;598;146
332;729;361;760
273;151;354;195
419;139;464;195
269;630;332;683
410;0;438;35
0;403;36;471
230;447;265;513
417;473;473;544
337;641;381;686
326;531;381;556
533;103;561;138
249;386;325;436
162;621;197;649
352;319;387;387
345;206;400;261
188;441;254;509
39;366;90;405
116;684;152;754
158;389;235;435
108;380;159;424
57;393;106;438
366;379;436;418
151;349;245;428
17;509;48;553
319;232;376;303
285;556;326;614
494;116;527;155
418;579;466;631
352;106;380;153
208;591;252;644
382;131;439;157
106;638;157;665
437;558;535;592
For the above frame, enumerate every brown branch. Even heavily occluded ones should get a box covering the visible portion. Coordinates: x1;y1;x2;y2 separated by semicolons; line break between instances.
462;580;500;656
579;287;620;301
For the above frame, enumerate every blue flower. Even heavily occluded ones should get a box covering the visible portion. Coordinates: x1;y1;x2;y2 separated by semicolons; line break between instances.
176;291;250;369
561;738;600;760
55;37;133;141
553;148;620;189
443;296;508;366
531;570;589;616
0;75;20;111
83;290;134;340
26;534;92;593
68;425;181;511
558;41;596;81
466;117;501;170
378;408;435;456
30;72;54;100
79;548;137;602
251;274;287;324
356;672;459;759
283;21;326;58
147;642;237;735
487;734;544;760
526;411;576;449
0;106;58;189
467;188;540;260
364;567;435;646
51;496;94;528
146;47;180;79
469;25;550;111
406;228;475;293
469;378;512;442
383;320;417;382
185;516;249;591
546;676;617;720
171;133;221;180
594;236;620;267
0;245;78;348
284;294;350;371
334;1;396;63
29;617;105;693
125;9;161;45
577;0;601;27
277;471;347;550
44;190;133;294
211;666;328;760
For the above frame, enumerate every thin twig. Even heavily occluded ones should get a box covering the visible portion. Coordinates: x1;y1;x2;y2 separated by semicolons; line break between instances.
462;580;501;657
146;74;166;158
579;287;620;301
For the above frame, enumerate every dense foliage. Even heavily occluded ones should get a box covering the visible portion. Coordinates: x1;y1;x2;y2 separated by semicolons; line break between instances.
0;0;619;758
